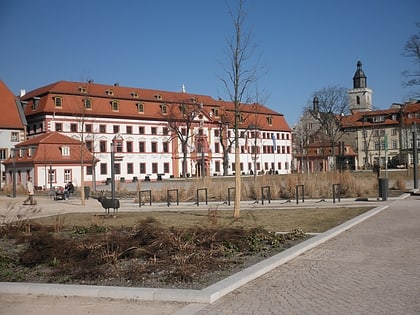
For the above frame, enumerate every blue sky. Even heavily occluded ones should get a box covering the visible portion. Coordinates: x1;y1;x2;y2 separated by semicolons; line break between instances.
1;0;419;127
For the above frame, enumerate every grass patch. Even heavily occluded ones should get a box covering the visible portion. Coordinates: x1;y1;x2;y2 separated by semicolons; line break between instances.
31;206;372;234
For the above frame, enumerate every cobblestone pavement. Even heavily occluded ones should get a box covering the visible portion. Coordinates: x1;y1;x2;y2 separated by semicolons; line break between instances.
194;195;420;315
1;192;419;314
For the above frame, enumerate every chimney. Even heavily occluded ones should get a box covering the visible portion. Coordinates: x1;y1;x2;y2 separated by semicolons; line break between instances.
19;89;26;97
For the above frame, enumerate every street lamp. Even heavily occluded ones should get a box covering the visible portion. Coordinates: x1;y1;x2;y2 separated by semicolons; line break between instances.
11;148;17;198
111;134;123;201
413;122;418;189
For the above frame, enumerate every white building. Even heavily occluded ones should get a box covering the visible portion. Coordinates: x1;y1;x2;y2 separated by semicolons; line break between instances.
18;81;292;187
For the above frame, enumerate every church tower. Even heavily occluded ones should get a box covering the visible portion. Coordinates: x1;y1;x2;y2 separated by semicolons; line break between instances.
348;60;372;112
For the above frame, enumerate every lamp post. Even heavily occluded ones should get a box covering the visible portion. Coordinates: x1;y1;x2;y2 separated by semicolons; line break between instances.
111;134;123;201
200;138;205;178
413;122;418;189
12;149;16;198
110;142;116;201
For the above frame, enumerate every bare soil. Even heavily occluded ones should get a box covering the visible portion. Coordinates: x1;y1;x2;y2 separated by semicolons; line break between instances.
0;203;376;290
0;218;307;289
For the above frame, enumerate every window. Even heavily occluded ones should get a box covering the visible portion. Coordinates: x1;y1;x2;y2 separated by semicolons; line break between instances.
267;116;273;125
391;128;397;136
61;146;70;156
160;104;167;114
163;162;169;173
214;143;220;153
113;125;119;133
86;166;93;175
64;169;72;182
215;161;220;173
181;128;186;136
85;124;92;133
162;127;169;135
114;163;121;175
79;87;87;93
126;126;132;134
151;127;157;135
86;140;93;152
55;123;62;131
139;126;145;134
48;169;56;184
137;102;144;113
100;141;106;152
131;92;138;98
126;141;133;152
139;141;145;152
212;108;219;117
151;142;157;153
139;163;146;174
0;149;7;160
154;94;162;100
214;129;220;137
11;132;19;142
115;141;123;153
99;125;106;133
105;89;114;96
70;123;77;132
127;163;133;174
54;97;62;108
152;163;158;173
84;98;92;109
111;100;119;111
163;142;169;153
100;163;107;175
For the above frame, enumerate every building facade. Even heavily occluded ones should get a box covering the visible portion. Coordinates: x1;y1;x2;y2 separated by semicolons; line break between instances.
0;80;27;189
18;81;292;186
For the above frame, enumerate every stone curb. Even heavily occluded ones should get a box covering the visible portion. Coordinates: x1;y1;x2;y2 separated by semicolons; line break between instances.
1;196;404;304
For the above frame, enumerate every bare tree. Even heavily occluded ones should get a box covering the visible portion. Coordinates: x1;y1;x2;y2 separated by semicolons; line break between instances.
216;106;235;176
308;85;350;171
69;81;96;205
166;100;203;178
219;0;260;218
293;108;320;173
402;22;420;95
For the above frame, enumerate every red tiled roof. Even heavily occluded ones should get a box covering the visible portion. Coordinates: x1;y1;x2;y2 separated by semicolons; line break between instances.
21;81;291;132
3;131;95;165
0;80;25;129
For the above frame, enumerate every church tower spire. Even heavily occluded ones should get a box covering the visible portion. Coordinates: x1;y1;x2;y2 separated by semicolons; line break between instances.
348;60;372;112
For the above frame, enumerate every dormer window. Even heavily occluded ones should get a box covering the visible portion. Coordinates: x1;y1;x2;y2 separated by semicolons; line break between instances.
137;102;144;113
239;114;244;124
212;108;219;117
105;89;114;96
160;103;167;114
111;100;119;111
131;92;139;98
54;96;63;108
79;86;87;93
190;97;198;103
154;94;162;100
84;98;92;110
267;116;273;126
32;97;40;110
61;146;70;157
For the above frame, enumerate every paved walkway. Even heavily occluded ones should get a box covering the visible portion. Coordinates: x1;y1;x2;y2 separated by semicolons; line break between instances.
193;194;420;315
0;192;419;314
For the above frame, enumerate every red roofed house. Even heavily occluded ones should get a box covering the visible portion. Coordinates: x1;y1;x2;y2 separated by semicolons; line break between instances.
0;80;27;189
2;131;96;190
18;80;292;185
